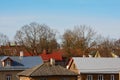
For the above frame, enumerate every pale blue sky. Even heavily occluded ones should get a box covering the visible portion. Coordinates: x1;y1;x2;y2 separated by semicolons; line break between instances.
0;0;120;40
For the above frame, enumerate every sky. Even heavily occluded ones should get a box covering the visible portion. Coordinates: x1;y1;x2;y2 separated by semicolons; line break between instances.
0;0;120;41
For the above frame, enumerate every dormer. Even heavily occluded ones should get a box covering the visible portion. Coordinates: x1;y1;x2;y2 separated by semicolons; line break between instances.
1;56;13;67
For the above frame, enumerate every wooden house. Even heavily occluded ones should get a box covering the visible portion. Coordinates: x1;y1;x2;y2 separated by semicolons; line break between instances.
67;57;120;80
17;61;78;80
0;56;43;80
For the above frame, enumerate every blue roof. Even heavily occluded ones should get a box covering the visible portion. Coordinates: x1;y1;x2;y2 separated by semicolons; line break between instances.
0;56;43;70
1;56;11;61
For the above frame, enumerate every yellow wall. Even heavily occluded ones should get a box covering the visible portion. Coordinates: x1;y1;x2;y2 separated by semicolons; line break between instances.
68;60;79;74
0;70;23;80
19;76;77;80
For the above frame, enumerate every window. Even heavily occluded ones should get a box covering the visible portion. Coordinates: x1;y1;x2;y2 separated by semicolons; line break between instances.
6;60;11;66
73;64;76;69
40;78;47;80
6;75;11;80
98;75;104;80
111;75;115;80
61;78;68;80
87;75;93;80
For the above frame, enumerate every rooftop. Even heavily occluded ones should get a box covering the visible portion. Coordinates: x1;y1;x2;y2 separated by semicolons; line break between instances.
0;56;43;70
18;62;78;77
73;57;120;74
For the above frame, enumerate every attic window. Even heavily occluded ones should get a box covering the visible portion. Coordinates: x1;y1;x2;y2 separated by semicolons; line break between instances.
73;63;76;69
6;60;11;66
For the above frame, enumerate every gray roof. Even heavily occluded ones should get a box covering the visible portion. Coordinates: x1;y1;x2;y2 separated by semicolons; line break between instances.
0;56;43;70
73;57;120;74
18;62;78;77
1;56;11;61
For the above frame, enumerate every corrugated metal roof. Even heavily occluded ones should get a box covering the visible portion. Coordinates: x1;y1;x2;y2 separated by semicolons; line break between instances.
0;56;43;70
73;57;120;74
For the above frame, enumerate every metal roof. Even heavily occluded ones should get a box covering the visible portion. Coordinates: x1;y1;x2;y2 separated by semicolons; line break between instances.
73;57;120;74
0;56;43;70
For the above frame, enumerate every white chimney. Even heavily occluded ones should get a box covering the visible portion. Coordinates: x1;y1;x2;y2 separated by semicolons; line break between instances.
66;65;69;69
88;55;92;58
20;51;24;59
50;58;55;65
83;55;86;58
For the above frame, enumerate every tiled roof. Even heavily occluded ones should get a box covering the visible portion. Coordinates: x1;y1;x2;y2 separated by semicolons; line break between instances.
0;45;32;56
17;62;78;77
0;56;43;70
73;57;120;74
39;51;63;61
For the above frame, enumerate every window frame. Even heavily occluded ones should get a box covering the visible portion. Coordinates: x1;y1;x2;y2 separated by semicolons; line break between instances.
6;60;11;66
87;75;93;80
6;74;12;80
40;78;47;80
61;77;69;80
98;75;104;80
111;75;115;80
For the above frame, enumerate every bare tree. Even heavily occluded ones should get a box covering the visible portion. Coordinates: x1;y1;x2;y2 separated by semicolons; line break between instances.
0;33;9;45
14;22;58;55
62;25;96;57
96;37;116;57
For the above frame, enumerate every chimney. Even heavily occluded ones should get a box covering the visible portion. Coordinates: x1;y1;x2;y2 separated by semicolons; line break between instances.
50;58;55;65
43;49;46;54
82;55;86;58
20;51;24;59
88;55;92;58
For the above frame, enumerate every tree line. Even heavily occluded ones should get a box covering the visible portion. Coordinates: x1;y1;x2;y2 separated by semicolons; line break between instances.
0;22;120;57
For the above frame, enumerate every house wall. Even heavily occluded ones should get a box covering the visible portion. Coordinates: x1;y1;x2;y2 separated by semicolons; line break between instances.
19;76;77;80
68;60;79;74
19;76;31;80
0;70;23;80
81;74;119;80
68;60;119;80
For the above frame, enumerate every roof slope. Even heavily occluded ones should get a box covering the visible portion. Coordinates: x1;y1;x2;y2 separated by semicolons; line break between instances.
39;51;63;61
0;56;43;70
73;57;120;73
18;63;78;76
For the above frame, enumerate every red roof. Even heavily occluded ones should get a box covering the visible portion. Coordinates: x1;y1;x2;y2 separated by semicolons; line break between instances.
0;45;32;56
39;50;63;61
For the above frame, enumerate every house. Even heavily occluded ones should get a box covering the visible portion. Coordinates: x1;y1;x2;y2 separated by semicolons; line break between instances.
89;50;119;58
17;61;78;80
0;56;43;80
67;57;120;80
0;42;32;56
